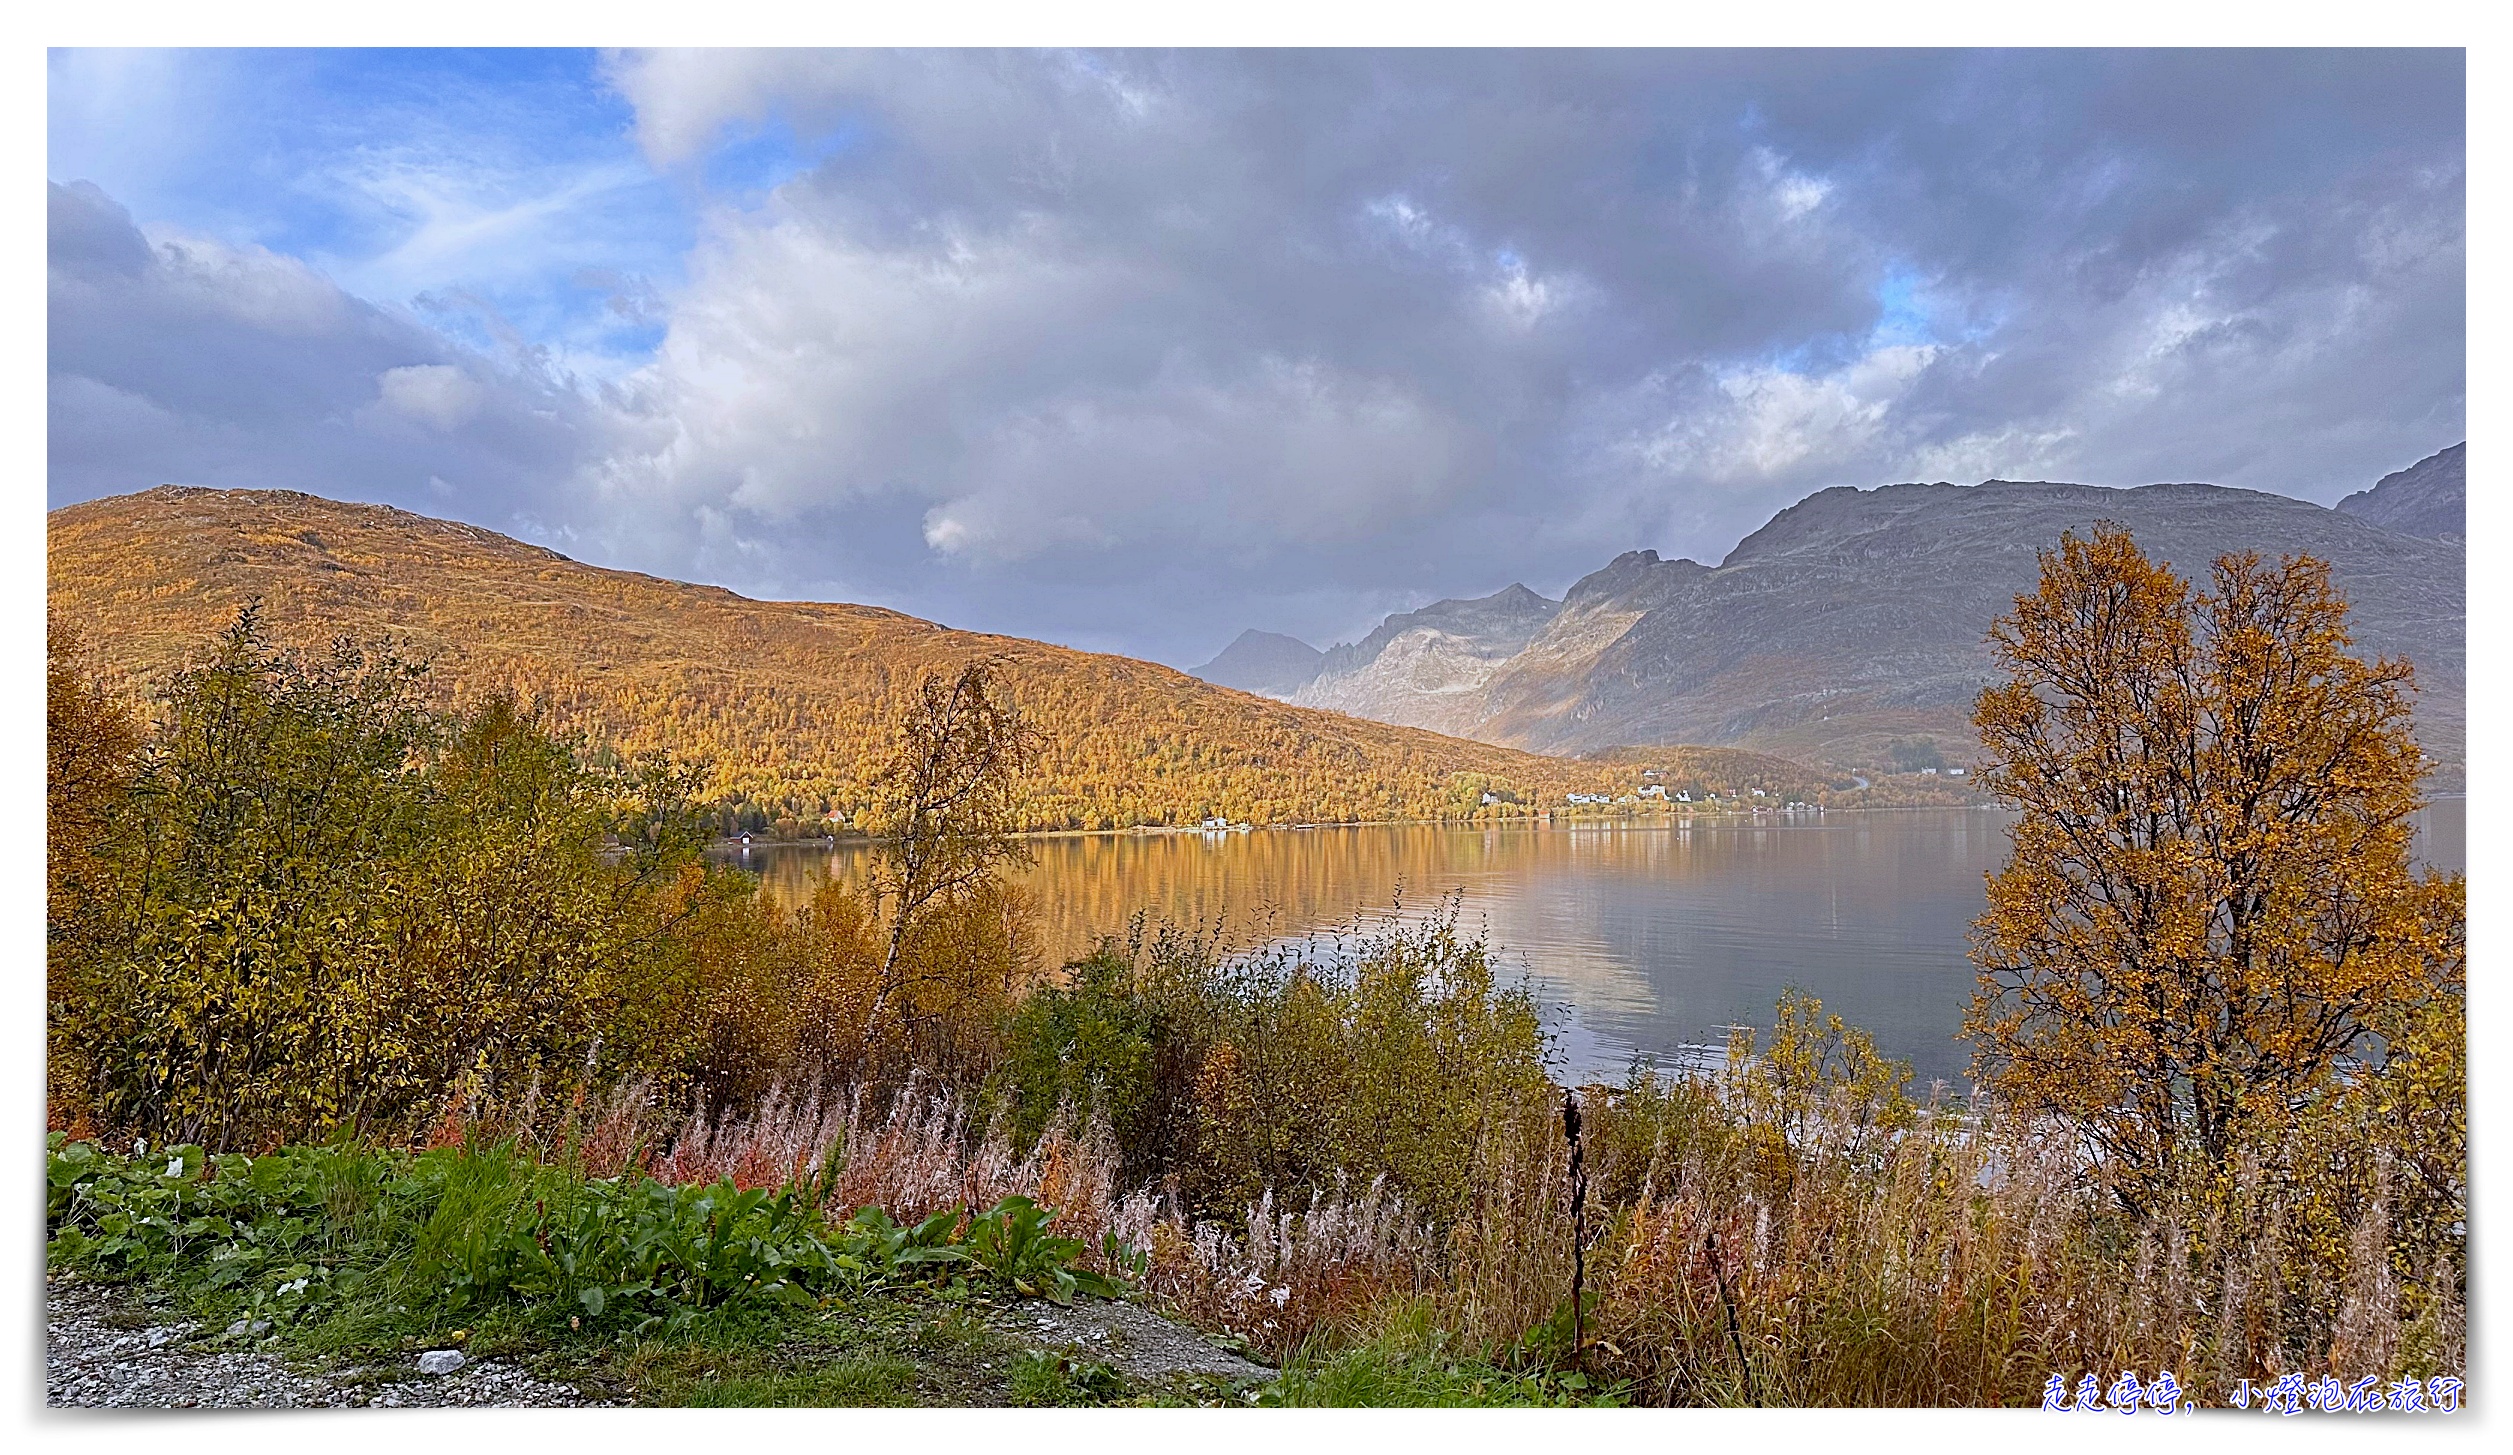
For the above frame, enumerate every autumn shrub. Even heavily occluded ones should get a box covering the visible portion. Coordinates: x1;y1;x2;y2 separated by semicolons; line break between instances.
990;904;1555;1227
60;612;436;1145
50;609;718;1150
666;871;1043;1110
885;878;1045;1089
975;905;1575;1361
360;696;717;1117
990;943;1180;1182
45;615;141;1133
672;877;887;1104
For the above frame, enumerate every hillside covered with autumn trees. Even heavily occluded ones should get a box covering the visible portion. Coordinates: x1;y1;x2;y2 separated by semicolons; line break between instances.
44;487;1793;832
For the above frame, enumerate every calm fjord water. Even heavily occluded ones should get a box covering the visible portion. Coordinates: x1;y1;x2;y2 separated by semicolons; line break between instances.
728;801;2465;1089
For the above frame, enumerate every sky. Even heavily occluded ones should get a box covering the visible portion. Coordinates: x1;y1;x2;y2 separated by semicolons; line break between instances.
47;48;2466;667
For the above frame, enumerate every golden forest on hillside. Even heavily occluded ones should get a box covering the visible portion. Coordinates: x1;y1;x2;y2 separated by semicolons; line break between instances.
49;487;1833;833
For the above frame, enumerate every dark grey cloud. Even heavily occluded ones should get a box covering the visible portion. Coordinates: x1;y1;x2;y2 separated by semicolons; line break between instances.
52;51;2464;667
48;180;596;531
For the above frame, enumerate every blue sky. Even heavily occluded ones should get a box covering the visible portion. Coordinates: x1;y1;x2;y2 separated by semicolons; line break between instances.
50;49;703;375
48;48;2466;664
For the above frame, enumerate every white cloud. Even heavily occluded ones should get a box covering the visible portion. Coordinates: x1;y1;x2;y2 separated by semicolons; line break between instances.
909;356;1465;564
376;364;486;430
1480;255;1591;333
585;161;1481;574
1365;193;1459;259
1775;175;1832;220
1751;146;1835;224
601;49;868;169
1618;341;1941;489
332;156;658;306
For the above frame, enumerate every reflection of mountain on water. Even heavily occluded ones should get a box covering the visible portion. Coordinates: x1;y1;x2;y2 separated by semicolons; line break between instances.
726;802;2465;1089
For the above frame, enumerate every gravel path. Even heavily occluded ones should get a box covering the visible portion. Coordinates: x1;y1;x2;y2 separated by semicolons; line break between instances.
49;1274;1268;1408
46;1276;606;1410
1004;1297;1274;1386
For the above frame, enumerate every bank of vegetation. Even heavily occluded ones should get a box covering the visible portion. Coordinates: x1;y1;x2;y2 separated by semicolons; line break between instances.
49;487;1668;833
45;528;2465;1407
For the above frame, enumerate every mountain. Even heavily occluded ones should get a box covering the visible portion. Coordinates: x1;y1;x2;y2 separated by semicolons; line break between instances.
1291;584;1562;737
48;488;1677;833
2337;443;2463;541
1267;458;2465;785
1190;629;1324;696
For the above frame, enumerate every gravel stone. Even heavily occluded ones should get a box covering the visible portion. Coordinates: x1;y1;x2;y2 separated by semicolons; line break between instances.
417;1350;467;1375
47;1276;606;1409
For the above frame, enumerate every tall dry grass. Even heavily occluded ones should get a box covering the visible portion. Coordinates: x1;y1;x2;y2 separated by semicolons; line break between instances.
1570;1070;2464;1405
421;951;2459;1410
1140;981;2464;1406
635;1074;1444;1361
427;1064;1457;1362
435;1073;1137;1249
1146;1175;1438;1361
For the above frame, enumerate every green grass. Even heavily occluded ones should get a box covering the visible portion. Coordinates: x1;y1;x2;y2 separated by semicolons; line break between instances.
694;1359;921;1407
645;1354;921;1407
1004;1348;1130;1406
574;1287;1070;1406
1261;1301;1624;1408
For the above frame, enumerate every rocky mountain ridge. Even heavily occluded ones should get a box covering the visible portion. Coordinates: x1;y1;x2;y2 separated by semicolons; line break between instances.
1189;629;1324;696
1288;583;1564;738
1200;448;2466;783
2336;443;2463;542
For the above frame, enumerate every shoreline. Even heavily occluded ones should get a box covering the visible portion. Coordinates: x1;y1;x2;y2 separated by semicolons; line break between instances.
707;788;2468;853
704;799;2006;852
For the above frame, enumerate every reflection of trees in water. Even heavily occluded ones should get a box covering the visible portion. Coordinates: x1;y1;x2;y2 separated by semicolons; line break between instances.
720;805;2464;1086
745;827;1504;966
732;818;2015;969
741;827;1573;964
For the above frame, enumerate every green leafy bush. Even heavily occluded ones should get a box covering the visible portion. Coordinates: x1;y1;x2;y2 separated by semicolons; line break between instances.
990;945;1176;1176
966;1195;1123;1304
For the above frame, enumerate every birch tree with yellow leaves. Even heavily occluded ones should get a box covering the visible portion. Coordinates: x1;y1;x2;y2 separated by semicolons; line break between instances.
1966;526;2464;1215
863;661;1044;1050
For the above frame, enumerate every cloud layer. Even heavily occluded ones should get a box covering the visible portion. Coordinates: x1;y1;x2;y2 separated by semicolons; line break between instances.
48;181;596;514
51;49;2465;664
